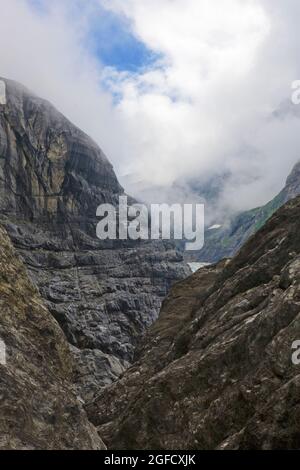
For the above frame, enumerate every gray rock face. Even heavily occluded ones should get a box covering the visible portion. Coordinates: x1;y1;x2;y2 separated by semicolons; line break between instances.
0;78;189;401
0;225;105;450
87;196;300;450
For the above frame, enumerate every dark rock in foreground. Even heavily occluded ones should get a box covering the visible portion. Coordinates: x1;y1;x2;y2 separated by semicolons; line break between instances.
88;196;300;450
0;226;104;450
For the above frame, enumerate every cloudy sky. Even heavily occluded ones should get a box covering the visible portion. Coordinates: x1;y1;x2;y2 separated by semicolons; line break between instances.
1;0;300;214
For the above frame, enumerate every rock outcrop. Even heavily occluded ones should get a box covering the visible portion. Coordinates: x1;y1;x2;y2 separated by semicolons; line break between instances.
88;196;300;450
0;225;105;450
190;161;300;263
0;78;189;401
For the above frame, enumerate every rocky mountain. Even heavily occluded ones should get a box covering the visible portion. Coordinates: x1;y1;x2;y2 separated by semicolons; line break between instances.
87;196;300;450
3;76;299;451
189;161;300;263
0;225;105;450
0;78;189;402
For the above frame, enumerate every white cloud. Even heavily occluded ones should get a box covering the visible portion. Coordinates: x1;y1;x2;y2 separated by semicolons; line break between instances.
0;0;122;166
1;0;300;215
99;0;300;211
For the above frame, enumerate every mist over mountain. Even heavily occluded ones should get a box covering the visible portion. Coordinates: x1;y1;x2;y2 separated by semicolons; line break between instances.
189;160;300;263
1;0;300;217
1;0;300;454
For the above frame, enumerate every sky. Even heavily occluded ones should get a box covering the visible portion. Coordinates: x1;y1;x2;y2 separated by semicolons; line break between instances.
1;0;300;217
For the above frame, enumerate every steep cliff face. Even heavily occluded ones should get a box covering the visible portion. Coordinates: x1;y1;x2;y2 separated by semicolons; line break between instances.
191;161;300;263
88;196;300;450
0;225;104;450
0;78;189;401
0;80;122;219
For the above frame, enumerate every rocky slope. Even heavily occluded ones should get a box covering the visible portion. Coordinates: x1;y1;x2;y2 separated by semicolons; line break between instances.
190;161;300;263
0;225;104;450
0;78;189;401
87;196;300;450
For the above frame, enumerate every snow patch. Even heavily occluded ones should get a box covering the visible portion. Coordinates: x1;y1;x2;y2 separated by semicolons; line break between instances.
188;262;211;273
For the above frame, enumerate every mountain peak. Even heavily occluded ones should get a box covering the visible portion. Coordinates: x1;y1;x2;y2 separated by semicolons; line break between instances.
0;77;122;221
0;82;189;405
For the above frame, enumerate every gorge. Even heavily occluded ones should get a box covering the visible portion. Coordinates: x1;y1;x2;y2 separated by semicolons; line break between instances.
1;78;300;450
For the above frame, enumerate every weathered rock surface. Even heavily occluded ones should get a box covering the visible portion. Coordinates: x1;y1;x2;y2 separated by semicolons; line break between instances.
88;196;300;450
0;78;189;401
190;161;300;263
0;225;105;450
